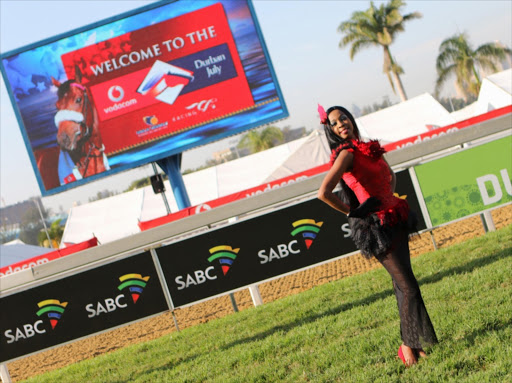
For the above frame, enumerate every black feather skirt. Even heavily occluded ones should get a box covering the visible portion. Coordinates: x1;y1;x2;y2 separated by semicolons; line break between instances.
336;180;418;260
347;211;418;259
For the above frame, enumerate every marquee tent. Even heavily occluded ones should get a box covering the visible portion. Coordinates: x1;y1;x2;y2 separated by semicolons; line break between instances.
61;190;145;245
356;93;457;144
0;240;53;268
62;135;318;244
450;69;512;122
265;129;331;182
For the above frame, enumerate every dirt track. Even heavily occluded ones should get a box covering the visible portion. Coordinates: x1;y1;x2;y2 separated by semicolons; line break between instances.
7;205;512;382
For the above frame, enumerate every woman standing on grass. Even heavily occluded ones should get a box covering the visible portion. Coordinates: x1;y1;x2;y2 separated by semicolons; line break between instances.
316;105;438;366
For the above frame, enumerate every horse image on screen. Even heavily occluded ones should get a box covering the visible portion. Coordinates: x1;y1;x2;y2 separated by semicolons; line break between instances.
51;66;110;184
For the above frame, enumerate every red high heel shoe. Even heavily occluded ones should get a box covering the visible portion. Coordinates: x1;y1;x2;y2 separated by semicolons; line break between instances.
398;345;406;365
398;345;417;366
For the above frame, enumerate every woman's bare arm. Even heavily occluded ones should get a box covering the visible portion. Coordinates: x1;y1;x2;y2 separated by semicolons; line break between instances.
317;150;353;215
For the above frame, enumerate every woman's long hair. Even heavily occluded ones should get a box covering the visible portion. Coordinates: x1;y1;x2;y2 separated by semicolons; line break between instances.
322;105;361;210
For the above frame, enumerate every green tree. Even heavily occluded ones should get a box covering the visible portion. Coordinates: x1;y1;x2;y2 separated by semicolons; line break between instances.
238;126;284;153
338;0;422;102
435;33;511;100
38;219;63;248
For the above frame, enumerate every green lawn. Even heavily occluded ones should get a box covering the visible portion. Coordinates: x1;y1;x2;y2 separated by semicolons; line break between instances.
23;225;512;383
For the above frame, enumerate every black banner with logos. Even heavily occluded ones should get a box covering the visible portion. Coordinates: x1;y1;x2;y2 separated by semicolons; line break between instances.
156;169;425;307
0;252;168;362
157;198;356;307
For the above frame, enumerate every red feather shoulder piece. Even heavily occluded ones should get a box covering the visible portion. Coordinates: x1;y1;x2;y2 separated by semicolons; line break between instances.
354;140;386;159
329;140;385;166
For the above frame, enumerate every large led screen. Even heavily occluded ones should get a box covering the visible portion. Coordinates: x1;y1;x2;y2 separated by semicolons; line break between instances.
0;0;288;195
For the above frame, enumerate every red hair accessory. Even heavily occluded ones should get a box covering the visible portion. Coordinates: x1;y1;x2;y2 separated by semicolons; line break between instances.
318;104;328;124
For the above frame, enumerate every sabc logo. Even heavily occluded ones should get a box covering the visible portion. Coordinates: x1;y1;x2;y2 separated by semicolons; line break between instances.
258;219;323;264
86;273;150;318
4;299;68;344
174;245;239;290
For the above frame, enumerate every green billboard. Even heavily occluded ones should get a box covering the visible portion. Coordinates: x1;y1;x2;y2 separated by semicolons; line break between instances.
414;136;512;226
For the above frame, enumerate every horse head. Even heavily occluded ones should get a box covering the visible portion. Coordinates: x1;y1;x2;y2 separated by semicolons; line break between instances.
51;69;93;154
52;66;108;179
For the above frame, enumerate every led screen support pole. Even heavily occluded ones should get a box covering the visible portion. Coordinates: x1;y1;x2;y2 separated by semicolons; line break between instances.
157;154;191;210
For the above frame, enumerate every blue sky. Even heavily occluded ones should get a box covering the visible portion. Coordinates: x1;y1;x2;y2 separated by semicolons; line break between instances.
1;0;511;212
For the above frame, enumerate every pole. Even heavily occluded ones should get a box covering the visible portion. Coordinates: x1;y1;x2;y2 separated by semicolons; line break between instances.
150;248;180;332
480;211;496;233
0;363;12;383
229;293;239;312
157;154;191;210
249;285;263;306
33;198;53;248
151;162;171;215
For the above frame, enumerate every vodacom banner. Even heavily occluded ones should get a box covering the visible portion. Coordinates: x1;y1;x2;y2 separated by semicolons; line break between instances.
138;164;330;231
383;105;512;152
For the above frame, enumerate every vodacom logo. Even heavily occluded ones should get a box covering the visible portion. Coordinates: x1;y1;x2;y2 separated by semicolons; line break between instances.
108;85;125;102
195;204;211;214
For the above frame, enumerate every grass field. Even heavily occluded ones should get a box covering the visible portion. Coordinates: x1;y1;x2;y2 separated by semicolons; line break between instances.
21;225;512;383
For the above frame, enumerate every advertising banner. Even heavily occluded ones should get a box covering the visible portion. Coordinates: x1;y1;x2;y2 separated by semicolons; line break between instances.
0;0;288;195
156;169;425;307
414;136;512;226
140;166;426;232
0;252;168;362
383;106;512;152
138;163;330;230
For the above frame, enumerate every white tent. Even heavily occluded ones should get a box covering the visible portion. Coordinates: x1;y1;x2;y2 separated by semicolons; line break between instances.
62;189;145;245
450;69;512;122
475;69;512;114
356;93;456;143
0;241;53;268
265;129;330;182
62;135;315;244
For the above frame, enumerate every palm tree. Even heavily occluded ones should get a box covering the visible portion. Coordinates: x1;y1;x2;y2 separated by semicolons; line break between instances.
338;0;422;102
435;33;511;100
238;127;284;153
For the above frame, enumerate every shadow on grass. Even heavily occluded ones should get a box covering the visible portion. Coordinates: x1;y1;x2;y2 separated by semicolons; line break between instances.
219;246;511;351
444;316;512;348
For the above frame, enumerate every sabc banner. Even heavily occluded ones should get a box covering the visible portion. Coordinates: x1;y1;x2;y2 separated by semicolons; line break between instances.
0;0;287;195
0;252;168;363
156;169;425;307
414;136;512;227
